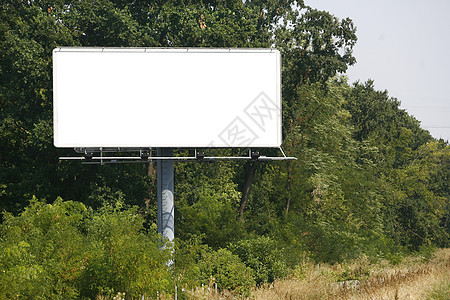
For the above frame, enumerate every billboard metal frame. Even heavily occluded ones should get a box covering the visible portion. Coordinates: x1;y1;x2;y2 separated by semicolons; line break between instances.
53;47;296;247
59;147;296;164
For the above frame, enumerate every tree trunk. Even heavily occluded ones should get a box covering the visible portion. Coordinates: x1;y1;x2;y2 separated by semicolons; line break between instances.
239;161;257;220
145;162;157;207
285;161;292;217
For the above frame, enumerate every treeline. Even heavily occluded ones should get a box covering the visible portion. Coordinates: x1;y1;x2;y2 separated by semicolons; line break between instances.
1;0;448;298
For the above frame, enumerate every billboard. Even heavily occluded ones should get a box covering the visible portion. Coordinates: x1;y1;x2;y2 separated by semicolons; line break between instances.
53;48;281;148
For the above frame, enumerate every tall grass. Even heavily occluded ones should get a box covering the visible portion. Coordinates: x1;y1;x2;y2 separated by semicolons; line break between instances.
181;248;450;299
425;279;450;300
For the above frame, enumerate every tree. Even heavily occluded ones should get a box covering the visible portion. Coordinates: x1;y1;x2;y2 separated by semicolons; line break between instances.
389;141;449;249
343;80;446;251
238;6;359;218
344;80;432;168
0;1;78;214
0;0;301;217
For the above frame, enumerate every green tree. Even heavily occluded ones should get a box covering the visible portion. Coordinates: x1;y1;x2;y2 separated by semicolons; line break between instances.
344;80;432;168
342;80;447;252
280;80;369;262
0;0;303;216
175;159;244;249
238;6;358;221
388;141;449;249
0;0;77;214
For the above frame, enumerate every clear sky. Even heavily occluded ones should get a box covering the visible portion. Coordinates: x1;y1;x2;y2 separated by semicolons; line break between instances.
305;0;450;142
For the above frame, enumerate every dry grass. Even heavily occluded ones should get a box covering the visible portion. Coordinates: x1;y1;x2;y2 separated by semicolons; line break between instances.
425;278;449;300
181;248;450;300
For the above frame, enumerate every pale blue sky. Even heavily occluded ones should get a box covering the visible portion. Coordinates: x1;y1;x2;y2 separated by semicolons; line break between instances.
306;0;450;141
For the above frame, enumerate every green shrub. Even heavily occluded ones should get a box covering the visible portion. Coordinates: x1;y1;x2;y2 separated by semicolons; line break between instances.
229;235;288;285
0;197;171;299
174;237;255;296
173;236;207;290
77;201;172;299
0;197;86;299
198;248;255;295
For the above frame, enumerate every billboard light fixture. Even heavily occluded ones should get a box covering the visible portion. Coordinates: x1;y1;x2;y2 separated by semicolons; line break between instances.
196;151;205;160
251;151;260;160
140;151;150;160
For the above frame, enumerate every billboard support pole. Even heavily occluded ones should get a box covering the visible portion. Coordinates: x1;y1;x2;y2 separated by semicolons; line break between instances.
157;148;175;243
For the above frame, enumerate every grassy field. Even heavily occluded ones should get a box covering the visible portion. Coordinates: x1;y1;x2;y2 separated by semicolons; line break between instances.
182;248;450;300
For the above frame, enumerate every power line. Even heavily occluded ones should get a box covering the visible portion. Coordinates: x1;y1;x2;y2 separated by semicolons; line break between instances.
422;126;450;129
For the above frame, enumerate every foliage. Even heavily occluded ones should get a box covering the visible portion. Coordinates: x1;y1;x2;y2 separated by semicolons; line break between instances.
175;160;244;249
197;248;255;296
0;197;86;299
229;235;288;285
0;197;171;299
0;0;449;296
174;237;255;296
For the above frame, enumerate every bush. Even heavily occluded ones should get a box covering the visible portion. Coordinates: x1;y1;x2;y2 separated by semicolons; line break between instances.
198;248;255;295
173;236;207;290
0;197;171;299
0;197;87;299
77;201;172;299
229;235;288;285
174;237;255;296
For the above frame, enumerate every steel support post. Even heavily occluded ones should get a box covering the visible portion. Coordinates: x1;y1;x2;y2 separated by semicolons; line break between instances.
157;148;175;242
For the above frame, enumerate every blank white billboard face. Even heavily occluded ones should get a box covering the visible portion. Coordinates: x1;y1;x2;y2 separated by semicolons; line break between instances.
53;48;281;148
